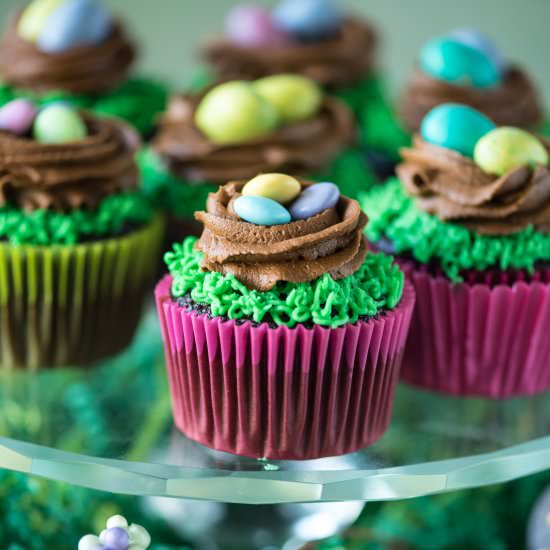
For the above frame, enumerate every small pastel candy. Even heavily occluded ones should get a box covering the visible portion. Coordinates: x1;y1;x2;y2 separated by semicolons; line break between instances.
450;27;507;71
242;173;301;204
253;74;322;123
195;81;278;145
420;103;496;157
101;526;129;550
17;0;65;42
78;534;102;550
234;195;291;225
420;36;502;88
0;99;37;135
474;127;549;176
33;104;87;144
128;524;151;548
272;0;343;40
106;515;129;530
289;182;340;220
225;4;290;47
37;0;111;53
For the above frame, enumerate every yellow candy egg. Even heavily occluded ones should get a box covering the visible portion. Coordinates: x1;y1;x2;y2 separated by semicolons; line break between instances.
242;173;301;204
18;0;65;42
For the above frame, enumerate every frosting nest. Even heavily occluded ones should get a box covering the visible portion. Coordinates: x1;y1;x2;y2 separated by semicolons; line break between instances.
397;135;550;235
152;93;355;184
0;113;140;212
195;179;368;291
401;67;543;132
0;13;135;94
203;18;376;88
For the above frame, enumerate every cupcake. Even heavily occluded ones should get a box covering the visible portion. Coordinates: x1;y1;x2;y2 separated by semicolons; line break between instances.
0;101;163;368
361;103;550;397
200;1;409;166
401;28;544;133
155;173;414;459
0;0;167;137
140;77;371;240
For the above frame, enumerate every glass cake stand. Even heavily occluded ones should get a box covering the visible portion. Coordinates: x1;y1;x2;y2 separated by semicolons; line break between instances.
1;305;549;549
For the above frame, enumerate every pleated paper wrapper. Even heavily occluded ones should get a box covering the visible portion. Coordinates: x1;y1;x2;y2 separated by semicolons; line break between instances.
0;215;164;369
155;276;415;460
399;261;550;398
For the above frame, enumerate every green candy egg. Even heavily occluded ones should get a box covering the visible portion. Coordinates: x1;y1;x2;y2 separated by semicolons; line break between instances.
474;127;549;176
253;74;322;123
195;81;278;145
18;0;65;42
33;104;87;144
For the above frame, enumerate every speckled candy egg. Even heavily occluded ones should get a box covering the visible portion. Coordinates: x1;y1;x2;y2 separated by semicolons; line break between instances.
421;103;496;157
234;195;291;225
254;75;322;123
474;127;549;176
420;36;502;88
450;27;507;71
0;99;37;135
289;182;340;220
17;0;65;42
33;104;87;144
242;173;301;203
272;0;343;40
225;4;290;47
195;82;278;145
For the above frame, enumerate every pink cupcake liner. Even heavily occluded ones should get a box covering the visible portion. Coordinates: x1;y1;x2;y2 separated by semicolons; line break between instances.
399;260;550;398
155;275;415;460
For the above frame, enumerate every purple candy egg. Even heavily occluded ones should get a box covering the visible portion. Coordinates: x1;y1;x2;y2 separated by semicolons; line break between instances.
101;527;129;550
225;4;290;47
289;182;340;220
0;99;37;135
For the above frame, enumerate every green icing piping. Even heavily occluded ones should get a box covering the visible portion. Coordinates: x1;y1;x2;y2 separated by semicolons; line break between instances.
361;177;550;281
0;192;154;246
0;77;168;136
165;237;404;329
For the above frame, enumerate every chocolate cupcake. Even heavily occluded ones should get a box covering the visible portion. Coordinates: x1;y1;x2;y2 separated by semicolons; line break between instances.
0;103;163;368
401;29;544;133
361;103;550;397
0;0;167;137
155;174;414;459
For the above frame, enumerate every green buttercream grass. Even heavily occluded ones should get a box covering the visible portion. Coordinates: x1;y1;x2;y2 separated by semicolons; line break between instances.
0;192;154;246
165;237;404;329
361;177;550;281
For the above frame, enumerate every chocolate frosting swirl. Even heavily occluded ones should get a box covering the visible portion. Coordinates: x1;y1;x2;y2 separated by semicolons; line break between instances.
0;12;136;94
400;67;543;132
397;135;550;235
0;113;140;212
203;18;376;88
152;93;355;184
195;179;368;291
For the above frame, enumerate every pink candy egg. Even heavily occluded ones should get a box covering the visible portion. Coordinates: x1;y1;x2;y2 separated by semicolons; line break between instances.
0;99;37;135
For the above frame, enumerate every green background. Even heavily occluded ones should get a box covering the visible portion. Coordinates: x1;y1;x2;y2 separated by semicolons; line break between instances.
1;0;549;105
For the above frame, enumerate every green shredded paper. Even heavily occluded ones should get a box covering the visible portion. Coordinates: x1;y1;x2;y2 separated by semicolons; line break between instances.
361;177;550;281
165;237;404;329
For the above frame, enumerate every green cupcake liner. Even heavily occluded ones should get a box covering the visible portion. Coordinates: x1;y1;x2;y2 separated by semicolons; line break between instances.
0;214;164;369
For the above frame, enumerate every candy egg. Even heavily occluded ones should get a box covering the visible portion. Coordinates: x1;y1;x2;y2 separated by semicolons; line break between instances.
272;0;343;40
289;182;340;220
33;104;87;144
242;173;301;203
225;4;290;47
101;527;129;550
0;99;37;135
37;0;111;53
195;82;278;145
128;523;151;547
78;534;102;550
234;195;291;225
450;27;507;71
17;0;65;42
106;515;129;530
474;127;549;176
420;103;496;157
253;75;322;123
420;36;502;88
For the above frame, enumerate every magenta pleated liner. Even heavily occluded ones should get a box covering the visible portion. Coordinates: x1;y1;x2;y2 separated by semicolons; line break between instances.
399;260;550;398
155;276;415;460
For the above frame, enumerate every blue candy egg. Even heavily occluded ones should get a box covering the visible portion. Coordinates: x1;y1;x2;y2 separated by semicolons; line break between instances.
272;0;343;40
450;27;507;71
421;103;496;157
37;0;111;53
289;182;340;220
234;195;291;225
420;36;502;88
